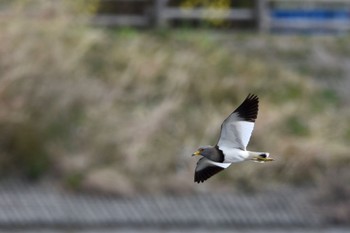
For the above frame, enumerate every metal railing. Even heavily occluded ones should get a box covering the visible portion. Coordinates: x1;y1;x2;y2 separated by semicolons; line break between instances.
266;0;350;32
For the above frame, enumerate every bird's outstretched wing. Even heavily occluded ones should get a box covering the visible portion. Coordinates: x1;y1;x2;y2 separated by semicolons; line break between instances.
217;94;259;150
194;157;231;183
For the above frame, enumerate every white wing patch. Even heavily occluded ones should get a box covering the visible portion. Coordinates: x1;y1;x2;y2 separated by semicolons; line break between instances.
196;157;231;170
194;157;231;183
217;113;255;150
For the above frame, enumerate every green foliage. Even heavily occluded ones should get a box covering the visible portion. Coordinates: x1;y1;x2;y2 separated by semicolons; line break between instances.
0;122;49;179
181;0;232;26
285;116;310;137
65;172;84;190
311;89;340;112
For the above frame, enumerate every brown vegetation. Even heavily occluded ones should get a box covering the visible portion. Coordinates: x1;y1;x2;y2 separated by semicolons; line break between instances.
0;1;349;206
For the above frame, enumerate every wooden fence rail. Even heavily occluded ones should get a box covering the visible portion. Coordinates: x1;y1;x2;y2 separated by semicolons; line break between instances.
94;0;261;28
154;0;257;27
93;0;350;33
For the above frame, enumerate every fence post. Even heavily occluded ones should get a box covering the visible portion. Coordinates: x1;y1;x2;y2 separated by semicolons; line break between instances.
155;0;168;28
256;0;269;33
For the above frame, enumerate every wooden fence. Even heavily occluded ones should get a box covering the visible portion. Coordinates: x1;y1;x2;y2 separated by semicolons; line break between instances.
93;0;262;29
154;0;259;27
93;0;152;27
93;0;350;33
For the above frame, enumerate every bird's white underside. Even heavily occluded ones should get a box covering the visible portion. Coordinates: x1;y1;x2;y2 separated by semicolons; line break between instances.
220;147;251;163
214;115;256;164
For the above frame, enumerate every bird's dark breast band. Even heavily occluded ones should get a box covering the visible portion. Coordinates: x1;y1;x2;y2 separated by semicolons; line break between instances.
214;145;225;163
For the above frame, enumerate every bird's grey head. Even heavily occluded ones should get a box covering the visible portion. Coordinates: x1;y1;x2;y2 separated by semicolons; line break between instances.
192;145;224;162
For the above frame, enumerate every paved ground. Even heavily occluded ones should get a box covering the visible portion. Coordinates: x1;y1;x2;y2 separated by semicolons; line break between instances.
0;227;349;233
0;179;347;232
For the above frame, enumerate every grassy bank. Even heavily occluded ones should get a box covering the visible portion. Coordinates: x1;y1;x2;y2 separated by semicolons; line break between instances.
0;1;349;202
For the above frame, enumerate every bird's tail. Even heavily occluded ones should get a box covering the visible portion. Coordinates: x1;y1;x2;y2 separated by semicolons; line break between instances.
259;153;269;158
252;152;274;163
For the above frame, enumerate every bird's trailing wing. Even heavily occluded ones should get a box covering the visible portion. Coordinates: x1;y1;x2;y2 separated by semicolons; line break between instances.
194;157;231;183
217;94;259;150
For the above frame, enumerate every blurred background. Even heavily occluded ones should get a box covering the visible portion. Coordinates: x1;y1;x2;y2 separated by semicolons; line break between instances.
0;0;349;232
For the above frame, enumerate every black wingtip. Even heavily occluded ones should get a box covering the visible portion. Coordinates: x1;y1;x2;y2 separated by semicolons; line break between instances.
246;93;259;102
194;166;225;183
233;93;259;122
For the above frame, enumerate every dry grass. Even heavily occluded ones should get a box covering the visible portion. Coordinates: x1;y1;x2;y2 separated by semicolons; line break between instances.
0;1;350;200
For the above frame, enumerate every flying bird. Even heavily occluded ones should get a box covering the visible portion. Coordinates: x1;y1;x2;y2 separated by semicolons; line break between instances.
192;94;273;183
